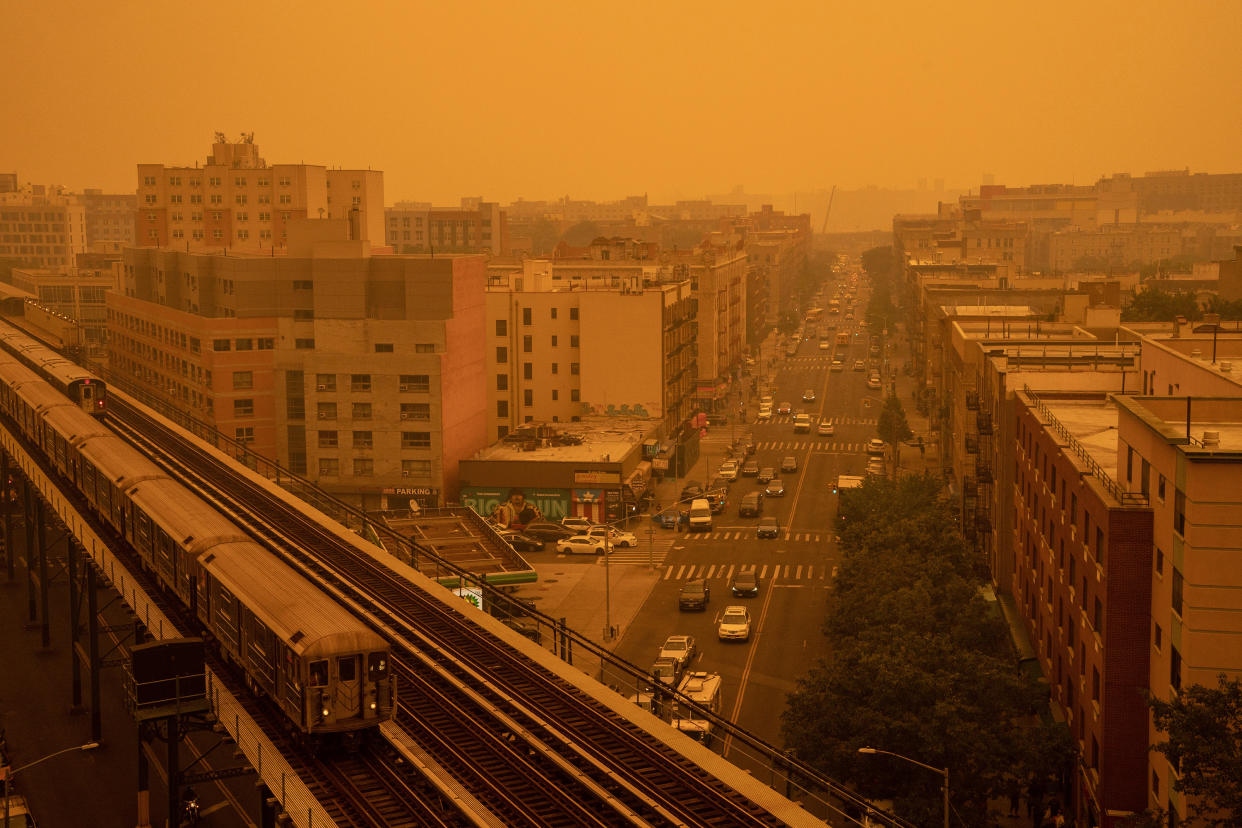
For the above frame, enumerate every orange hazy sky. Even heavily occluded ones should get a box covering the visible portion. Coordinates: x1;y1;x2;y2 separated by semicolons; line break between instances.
3;0;1240;204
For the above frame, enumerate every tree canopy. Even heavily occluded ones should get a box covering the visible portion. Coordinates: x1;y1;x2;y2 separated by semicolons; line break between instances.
1122;288;1203;322
1148;674;1242;827
784;474;1073;826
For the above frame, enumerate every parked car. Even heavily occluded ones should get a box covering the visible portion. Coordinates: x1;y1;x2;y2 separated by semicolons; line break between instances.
658;634;698;670
756;406;773;422
853;360;865;372
556;535;606;555
817;419;835;436
498;530;544;553
717;460;740;481
831;360;845;372
793;413;812;433
818;340;830;350
523;521;578;542
777;401;793;415
502;618;542;643
780;455;798;473
802;389;816;402
705;413;729;426
579;526;638;547
741;459;760;477
680;482;705;501
764;478;786;497
716;606;752;641
560;515;594;532
678;579;711;611
757;466;776;484
867;438;887;455
868;376;882;389
739;491;764;517
731;569;760;597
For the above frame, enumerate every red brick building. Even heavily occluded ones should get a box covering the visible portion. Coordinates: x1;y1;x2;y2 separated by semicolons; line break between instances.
1013;390;1152;827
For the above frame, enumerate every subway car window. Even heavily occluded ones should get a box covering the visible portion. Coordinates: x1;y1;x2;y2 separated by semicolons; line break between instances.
368;652;388;678
309;660;328;687
337;656;357;682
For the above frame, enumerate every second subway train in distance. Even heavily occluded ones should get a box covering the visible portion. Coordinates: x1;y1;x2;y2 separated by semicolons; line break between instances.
0;318;107;416
0;325;394;743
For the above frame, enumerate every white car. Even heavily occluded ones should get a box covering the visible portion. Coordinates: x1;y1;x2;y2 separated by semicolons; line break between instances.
716;606;752;641
718;459;740;481
556;535;606;555
560;515;594;532
659;634;698;670
756;406;773;422
817;419;835;436
579;526;638;547
866;438;887;455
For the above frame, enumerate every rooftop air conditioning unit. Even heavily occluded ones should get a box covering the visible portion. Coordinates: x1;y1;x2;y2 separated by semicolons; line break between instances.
317;384;326;391
1203;430;1221;448
401;470;410;476
399;384;410;392
400;412;411;420
1221;362;1233;373
318;412;327;419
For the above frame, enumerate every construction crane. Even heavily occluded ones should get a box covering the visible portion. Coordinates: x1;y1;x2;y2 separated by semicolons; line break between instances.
820;185;836;234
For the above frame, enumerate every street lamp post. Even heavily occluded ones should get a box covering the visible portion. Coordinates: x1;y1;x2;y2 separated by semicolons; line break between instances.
857;746;948;828
3;741;100;828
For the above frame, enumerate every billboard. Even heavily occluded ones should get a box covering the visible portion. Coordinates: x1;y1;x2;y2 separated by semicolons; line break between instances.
461;486;570;527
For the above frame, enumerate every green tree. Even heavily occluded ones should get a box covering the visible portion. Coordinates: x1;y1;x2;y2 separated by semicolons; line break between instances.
526;217;561;254
861;245;895;281
559;220;603;246
1123;288;1203;322
1148;674;1242;827
1206;296;1242;321
877;394;913;473
777;311;800;337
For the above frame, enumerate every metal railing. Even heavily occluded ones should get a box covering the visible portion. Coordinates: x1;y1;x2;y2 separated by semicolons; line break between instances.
1022;385;1148;507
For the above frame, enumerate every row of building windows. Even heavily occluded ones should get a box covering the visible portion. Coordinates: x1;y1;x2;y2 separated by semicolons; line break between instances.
315;431;431;449
318;458;431;478
312;373;430;393
143;174;346;189
315;402;430;421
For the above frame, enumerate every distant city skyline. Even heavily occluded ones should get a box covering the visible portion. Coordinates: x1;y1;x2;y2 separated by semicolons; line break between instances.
3;0;1238;208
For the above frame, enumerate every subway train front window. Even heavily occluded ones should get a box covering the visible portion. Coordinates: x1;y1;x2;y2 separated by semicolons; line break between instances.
309;660;328;686
368;652;388;678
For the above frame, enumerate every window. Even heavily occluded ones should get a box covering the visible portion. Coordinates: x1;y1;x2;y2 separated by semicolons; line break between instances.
318;430;338;448
496;374;509;391
233;399;254;417
570;389;580;402
523;389;533;406
496;346;507;363
415;343;435;353
1141;460;1150;496
1172;568;1183;616
522;335;532;353
495;319;507;336
550;307;558;320
570;335;580;348
1155;546;1164;575
1093;597;1103;633
1154;623;1162;651
402;459;431;477
569;307;579;321
497;400;508;417
1070;492;1077;525
352;430;372;449
316;374;336;392
350;374;371;392
374;343;393;353
1174;488;1186;535
235;338;253;351
1126;446;1133;481
257;338;274;350
293;309;314;320
213;339;231;351
522;307;532;325
234;427;254;444
400;403;430;421
570;362;580;375
401;431;431;449
551;335;558;347
353;458;373;476
232;371;253;390
399;374;429;392
523;363;533;380
1092;667;1100;702
1170;646;1182;691
317;402;337;420
294;338;314;349
551;389;558;401
351;402;372;420
1095;527;1104;563
1158;474;1166;501
318;458;339;476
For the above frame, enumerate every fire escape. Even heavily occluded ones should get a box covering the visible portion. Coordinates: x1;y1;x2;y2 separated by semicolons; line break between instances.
963;384;994;555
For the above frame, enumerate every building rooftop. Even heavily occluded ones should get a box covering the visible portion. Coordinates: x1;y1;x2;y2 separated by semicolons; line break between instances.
1115;396;1242;453
1039;396;1122;477
473;417;658;463
942;304;1039;317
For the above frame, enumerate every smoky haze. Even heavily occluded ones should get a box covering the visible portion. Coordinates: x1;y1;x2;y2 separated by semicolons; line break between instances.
2;0;1239;204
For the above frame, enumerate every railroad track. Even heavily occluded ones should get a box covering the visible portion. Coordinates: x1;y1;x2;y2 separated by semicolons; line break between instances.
108;396;797;827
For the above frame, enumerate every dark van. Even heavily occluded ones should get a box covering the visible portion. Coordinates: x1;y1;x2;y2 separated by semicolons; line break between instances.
738;491;763;517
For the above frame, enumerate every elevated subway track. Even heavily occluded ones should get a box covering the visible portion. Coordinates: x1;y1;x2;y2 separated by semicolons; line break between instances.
105;393;825;827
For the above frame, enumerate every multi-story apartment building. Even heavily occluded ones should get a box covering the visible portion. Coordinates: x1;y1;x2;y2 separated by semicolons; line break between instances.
135;135;384;253
385;199;508;255
484;259;696;443
109;221;486;508
1100;169;1242;215
1112;395;1242;822
80;188;136;247
1012;390;1153;828
0;184;87;269
1049;225;1183;272
674;244;746;410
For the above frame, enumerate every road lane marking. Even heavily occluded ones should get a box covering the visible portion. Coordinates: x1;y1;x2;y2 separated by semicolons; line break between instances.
759;564;768;579
722;568;778;759
795;565;803;579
